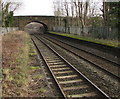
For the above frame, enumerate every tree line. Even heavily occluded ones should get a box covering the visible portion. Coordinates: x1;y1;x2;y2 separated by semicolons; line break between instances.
53;0;120;39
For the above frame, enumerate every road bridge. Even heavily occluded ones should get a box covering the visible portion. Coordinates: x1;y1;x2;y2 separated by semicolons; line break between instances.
13;16;55;31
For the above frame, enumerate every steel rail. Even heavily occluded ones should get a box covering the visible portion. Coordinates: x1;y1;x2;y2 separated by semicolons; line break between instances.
34;35;111;99
31;36;66;98
39;35;120;80
44;34;120;66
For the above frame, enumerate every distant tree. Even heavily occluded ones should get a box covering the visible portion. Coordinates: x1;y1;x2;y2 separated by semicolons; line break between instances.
77;0;89;36
109;2;120;44
63;17;67;33
53;0;64;29
5;11;13;27
101;0;109;27
90;16;103;27
73;0;79;27
109;2;120;27
2;0;21;29
70;0;74;27
63;0;70;33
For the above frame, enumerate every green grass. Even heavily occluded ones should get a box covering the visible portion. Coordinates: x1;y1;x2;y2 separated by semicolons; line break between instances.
49;31;119;47
32;74;42;79
30;66;40;70
37;88;47;93
10;32;30;89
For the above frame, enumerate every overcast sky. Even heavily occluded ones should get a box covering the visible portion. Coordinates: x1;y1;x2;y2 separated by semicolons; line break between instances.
12;0;120;16
14;0;54;16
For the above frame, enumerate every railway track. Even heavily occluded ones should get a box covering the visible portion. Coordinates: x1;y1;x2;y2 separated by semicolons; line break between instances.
47;33;119;60
31;35;110;98
37;34;120;80
45;34;119;66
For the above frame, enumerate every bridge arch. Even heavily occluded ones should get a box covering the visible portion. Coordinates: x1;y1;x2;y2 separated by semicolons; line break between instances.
26;21;48;32
13;16;55;31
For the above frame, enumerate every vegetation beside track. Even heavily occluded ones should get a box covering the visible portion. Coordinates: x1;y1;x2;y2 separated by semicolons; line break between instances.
2;31;51;97
49;32;119;47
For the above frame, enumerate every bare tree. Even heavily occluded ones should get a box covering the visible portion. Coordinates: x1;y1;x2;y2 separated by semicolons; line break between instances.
71;0;74;26
77;0;89;35
88;2;96;17
2;0;21;27
101;0;109;26
53;0;57;27
73;0;79;26
84;0;89;26
53;0;63;28
53;0;102;36
63;0;71;33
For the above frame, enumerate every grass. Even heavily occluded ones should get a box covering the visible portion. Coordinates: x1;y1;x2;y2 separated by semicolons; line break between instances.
2;31;34;96
30;66;41;70
2;31;49;97
29;41;37;57
32;74;42;79
37;88;47;93
49;31;120;47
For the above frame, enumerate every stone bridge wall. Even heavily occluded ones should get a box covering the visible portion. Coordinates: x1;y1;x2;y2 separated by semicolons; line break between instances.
13;16;55;31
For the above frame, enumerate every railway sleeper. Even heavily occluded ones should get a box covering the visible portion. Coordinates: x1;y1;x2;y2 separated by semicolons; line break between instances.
49;65;67;68
51;67;70;71
56;76;80;81
67;92;98;98
48;62;65;65
64;87;96;96
53;71;74;76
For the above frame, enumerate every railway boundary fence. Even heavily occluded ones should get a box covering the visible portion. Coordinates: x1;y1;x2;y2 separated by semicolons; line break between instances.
53;26;118;40
0;27;19;34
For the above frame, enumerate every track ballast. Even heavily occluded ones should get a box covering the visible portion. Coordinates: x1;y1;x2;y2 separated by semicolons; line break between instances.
31;35;110;98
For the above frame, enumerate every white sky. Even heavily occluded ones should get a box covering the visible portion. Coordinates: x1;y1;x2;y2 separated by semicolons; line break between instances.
9;0;120;16
14;0;54;16
14;0;102;16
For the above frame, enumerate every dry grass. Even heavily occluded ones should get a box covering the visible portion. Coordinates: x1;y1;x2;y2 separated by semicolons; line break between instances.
2;31;30;97
2;31;52;97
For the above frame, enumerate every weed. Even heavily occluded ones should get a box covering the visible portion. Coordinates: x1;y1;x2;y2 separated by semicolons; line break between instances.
49;32;119;47
30;66;40;70
37;88;47;93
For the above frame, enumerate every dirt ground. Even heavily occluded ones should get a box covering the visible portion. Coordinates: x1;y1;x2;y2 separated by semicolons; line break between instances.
2;31;53;97
0;34;2;97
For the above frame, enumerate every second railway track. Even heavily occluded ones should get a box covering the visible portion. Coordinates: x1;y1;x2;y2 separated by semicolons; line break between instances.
31;35;110;98
37;34;120;80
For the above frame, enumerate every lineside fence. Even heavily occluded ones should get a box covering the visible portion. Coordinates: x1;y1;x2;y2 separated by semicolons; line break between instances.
0;27;19;35
53;26;118;40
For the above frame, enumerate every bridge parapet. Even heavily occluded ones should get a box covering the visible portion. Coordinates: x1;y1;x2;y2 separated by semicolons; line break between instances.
13;16;55;31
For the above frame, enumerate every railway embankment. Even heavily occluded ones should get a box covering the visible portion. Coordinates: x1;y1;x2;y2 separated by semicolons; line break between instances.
48;32;120;57
48;31;120;47
2;31;52;97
